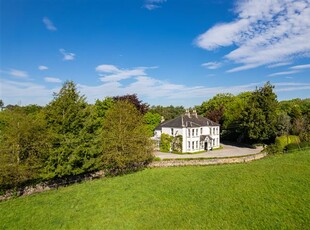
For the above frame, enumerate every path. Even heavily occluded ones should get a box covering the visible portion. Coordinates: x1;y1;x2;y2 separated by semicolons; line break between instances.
154;143;264;159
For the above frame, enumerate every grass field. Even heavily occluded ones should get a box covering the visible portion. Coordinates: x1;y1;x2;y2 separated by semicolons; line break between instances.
1;150;310;229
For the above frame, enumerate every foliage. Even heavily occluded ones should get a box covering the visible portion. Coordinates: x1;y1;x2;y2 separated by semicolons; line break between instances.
196;93;234;124
160;133;173;152
101;100;153;175
0;110;50;188
285;142;310;152
1;150;309;229
144;111;161;136
265;144;282;155
276;111;291;136
113;94;149;115
238;82;278;143
42;81;101;179
198;92;252;141
149;105;185;120
172;135;183;153
278;98;310;139
275;135;300;151
91;97;115;133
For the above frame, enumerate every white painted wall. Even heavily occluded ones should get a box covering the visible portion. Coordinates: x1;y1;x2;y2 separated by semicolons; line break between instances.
154;125;220;153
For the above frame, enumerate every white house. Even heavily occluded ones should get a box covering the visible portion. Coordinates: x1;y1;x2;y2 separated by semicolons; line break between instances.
153;110;220;153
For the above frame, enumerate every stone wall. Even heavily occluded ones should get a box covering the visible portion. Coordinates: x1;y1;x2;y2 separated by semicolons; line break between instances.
149;153;267;167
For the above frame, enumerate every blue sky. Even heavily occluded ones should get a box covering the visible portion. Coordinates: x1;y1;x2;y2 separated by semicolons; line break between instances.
1;0;310;107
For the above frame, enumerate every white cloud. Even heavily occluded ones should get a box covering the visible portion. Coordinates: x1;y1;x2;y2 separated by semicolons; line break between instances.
2;66;309;106
143;0;166;10
38;65;48;71
274;82;310;92
95;64;121;73
201;62;222;70
43;17;57;31
8;69;28;78
95;64;157;82
44;77;62;83
59;48;75;61
195;0;310;72
268;62;292;68
0;79;58;105
290;64;310;70
268;70;299;77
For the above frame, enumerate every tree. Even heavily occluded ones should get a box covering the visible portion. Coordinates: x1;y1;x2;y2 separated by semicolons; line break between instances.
276;112;291;136
0;99;4;110
144;111;161;136
149;105;185;120
0;110;50;188
238;82;278;143
196;93;234;125
43;81;101;178
113;94;149;114
101;100;153;175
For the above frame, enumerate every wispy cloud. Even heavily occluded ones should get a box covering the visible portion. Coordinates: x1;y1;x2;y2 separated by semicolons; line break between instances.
274;82;310;92
38;65;48;71
201;62;222;70
8;69;28;78
268;71;299;77
95;64;157;82
2;66;310;106
143;0;166;10
290;64;310;70
195;0;310;72
59;48;75;61
268;62;292;68
1;79;58;105
43;17;57;31
44;77;62;83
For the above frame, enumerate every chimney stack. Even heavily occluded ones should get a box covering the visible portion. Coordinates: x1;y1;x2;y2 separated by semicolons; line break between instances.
185;109;191;118
161;116;165;123
192;109;198;118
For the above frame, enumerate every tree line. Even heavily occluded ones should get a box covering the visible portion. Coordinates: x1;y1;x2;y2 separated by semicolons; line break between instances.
0;81;309;191
0;82;157;191
196;82;310;146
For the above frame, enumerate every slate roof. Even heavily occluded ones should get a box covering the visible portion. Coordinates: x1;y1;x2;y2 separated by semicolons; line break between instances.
155;114;220;130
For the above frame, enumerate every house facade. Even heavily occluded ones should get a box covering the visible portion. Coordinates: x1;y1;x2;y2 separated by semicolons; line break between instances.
153;110;220;153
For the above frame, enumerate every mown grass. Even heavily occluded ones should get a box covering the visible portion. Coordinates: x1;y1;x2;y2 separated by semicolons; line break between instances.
1;150;310;229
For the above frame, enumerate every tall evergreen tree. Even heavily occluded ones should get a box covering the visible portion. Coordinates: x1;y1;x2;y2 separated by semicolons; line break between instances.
43;81;100;178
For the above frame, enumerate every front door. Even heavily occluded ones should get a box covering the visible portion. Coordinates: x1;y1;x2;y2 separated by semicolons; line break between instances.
204;142;208;150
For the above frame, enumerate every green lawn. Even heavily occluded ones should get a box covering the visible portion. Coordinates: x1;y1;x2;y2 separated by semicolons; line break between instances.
1;150;310;229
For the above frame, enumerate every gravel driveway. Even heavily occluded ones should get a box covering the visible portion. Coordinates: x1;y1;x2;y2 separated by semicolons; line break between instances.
154;143;264;159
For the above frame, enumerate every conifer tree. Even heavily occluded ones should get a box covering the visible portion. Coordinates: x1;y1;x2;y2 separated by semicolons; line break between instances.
43;81;100;178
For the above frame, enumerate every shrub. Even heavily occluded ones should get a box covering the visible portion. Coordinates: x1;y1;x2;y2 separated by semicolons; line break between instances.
285;142;310;152
275;135;300;151
172;135;183;153
266;144;282;155
160;133;172;152
153;157;161;161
